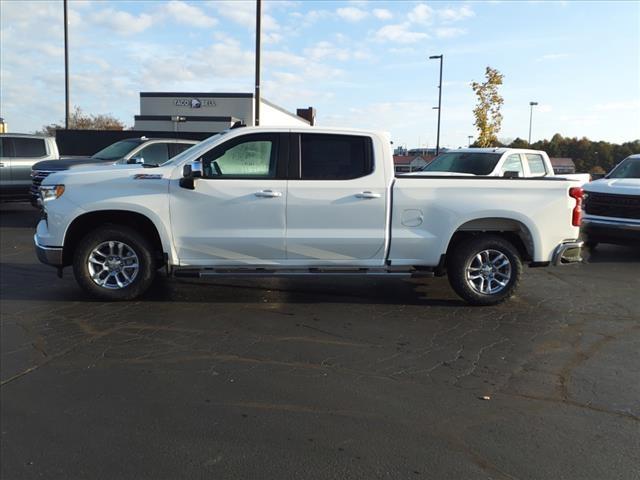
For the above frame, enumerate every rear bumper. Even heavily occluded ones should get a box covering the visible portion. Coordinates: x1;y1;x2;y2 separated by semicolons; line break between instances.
551;240;583;266
581;217;640;246
34;234;63;267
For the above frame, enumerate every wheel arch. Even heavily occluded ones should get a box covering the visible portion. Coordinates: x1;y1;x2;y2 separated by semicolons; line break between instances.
445;217;538;262
62;210;168;266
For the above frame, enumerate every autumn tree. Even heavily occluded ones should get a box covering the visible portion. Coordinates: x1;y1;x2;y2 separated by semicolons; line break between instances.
471;67;504;147
36;106;125;136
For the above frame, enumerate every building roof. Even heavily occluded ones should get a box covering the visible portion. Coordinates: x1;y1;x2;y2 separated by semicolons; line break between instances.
550;157;575;167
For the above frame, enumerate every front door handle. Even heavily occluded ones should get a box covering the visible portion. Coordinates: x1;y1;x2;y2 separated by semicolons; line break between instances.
255;190;282;198
355;191;381;199
0;162;5;167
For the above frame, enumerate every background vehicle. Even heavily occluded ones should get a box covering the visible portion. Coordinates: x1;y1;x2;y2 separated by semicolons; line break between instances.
582;154;640;248
30;137;198;206
34;127;583;306
1;133;59;200
408;148;590;183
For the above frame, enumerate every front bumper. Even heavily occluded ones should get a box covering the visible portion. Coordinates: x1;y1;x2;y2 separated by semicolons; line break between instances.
551;240;583;266
582;217;640;246
34;234;63;267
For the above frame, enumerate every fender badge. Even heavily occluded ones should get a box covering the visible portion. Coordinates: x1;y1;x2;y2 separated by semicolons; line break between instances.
133;174;163;180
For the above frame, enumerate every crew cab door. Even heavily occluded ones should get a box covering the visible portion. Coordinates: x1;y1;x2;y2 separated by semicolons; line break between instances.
169;132;288;265
285;132;388;264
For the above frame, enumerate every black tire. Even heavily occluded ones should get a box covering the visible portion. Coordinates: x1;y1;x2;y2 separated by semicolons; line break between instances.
447;234;523;306
72;225;156;300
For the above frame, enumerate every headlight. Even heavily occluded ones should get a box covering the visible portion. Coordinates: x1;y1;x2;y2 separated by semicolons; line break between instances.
40;184;65;202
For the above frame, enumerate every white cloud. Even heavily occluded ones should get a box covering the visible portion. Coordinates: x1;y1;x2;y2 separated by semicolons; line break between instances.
375;23;429;44
336;7;368;22
208;0;279;31
537;53;569;61
434;27;466;38
437;5;474;22
408;4;434;24
373;8;393;20
163;1;217;28
593;100;640;111
90;9;154;35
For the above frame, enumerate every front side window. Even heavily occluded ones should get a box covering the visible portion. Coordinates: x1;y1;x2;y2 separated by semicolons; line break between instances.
525;153;547;175
202;134;278;178
136;143;169;165
501;154;524;176
170;142;195;158
300;134;372;180
422;152;502;175
12;138;47;158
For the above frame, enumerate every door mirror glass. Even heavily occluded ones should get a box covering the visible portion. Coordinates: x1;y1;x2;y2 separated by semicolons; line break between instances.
191;159;203;178
128;156;144;164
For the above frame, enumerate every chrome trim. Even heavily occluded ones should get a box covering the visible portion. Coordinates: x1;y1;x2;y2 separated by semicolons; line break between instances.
551;240;583;266
582;218;640;231
34;234;63;266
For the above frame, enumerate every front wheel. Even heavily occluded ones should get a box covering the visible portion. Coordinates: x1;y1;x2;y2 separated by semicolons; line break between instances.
73;225;156;300
447;235;523;306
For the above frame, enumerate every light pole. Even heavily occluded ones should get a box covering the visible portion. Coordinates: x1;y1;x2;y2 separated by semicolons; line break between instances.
467;135;473;147
64;0;70;129
254;0;262;126
429;54;443;155
528;101;538;145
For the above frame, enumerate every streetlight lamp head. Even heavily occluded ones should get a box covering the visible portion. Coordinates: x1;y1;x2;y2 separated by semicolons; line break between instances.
429;55;442;59
530;101;538;106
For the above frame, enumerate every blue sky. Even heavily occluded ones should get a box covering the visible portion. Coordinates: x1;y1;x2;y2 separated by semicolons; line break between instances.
1;0;638;148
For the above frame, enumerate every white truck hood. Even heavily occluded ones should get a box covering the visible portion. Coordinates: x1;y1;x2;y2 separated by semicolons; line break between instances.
584;178;640;196
42;164;170;186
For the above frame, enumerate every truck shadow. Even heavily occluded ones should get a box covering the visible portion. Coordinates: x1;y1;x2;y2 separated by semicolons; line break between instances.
0;202;40;229
582;244;640;264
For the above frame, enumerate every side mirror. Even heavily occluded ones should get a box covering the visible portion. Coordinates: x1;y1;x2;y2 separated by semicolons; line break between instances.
180;164;195;190
128;156;144;164
503;170;520;178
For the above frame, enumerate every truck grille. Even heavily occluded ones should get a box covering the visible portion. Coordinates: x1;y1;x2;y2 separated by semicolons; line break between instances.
30;170;55;196
584;192;640;220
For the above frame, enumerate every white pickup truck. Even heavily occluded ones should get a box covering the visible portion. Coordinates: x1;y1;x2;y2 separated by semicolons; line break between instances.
34;126;584;305
410;147;590;183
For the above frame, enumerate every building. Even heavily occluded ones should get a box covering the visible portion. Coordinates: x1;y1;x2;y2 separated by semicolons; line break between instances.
133;92;313;132
550;157;576;174
393;155;432;173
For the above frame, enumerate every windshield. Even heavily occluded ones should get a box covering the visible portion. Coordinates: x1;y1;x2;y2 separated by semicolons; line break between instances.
422;152;503;175
92;140;142;160
159;131;228;167
607;157;640;179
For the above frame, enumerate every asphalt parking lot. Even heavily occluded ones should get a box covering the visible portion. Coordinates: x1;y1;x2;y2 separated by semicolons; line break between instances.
1;202;639;480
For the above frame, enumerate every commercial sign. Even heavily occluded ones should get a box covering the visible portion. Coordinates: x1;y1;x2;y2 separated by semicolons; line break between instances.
174;98;216;108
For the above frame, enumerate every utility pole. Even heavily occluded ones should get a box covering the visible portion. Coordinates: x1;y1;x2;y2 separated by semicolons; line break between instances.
254;0;261;126
64;0;70;129
429;55;443;155
468;135;473;147
528;101;538;145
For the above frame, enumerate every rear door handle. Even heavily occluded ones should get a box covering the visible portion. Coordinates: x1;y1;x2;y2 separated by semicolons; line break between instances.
356;191;381;199
255;190;282;198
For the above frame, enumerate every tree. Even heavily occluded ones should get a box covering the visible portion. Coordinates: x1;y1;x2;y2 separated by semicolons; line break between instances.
36;106;125;136
471;67;504;147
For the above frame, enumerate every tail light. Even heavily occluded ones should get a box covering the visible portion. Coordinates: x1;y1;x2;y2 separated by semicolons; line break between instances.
569;187;584;226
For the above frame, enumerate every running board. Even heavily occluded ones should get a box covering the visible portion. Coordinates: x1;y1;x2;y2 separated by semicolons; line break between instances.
173;267;434;279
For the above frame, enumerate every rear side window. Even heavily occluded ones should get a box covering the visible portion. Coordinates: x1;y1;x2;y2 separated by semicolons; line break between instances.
502;154;524;176
11;138;47;158
0;138;13;157
300;134;373;180
525;153;547;175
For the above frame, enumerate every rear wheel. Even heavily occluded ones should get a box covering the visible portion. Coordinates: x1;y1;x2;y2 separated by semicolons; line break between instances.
73;225;156;300
447;235;522;306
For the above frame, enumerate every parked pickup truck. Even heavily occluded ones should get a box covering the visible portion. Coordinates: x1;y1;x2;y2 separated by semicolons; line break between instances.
409;147;590;183
1;133;59;200
34;126;584;305
582;154;640;248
